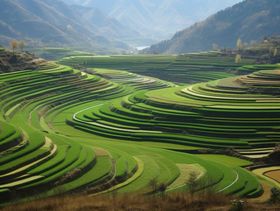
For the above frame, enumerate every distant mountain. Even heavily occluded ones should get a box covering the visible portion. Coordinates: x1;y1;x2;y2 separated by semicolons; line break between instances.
71;5;140;44
0;0;132;52
64;0;241;45
146;0;280;54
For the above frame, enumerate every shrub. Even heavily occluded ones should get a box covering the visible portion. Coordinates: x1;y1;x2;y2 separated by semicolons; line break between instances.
270;187;280;204
229;199;245;211
186;171;200;197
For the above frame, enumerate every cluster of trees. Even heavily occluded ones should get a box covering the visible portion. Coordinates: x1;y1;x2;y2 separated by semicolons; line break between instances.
9;40;26;54
211;38;244;63
234;37;280;64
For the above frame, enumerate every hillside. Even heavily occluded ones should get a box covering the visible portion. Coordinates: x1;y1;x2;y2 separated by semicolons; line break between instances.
64;0;241;45
0;0;132;52
146;0;280;54
222;36;280;64
59;52;256;83
0;54;279;205
0;48;46;72
0;48;279;208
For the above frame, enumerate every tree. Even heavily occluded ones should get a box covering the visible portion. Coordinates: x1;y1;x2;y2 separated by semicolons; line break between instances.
186;171;200;198
18;41;25;52
236;38;243;50
235;54;242;64
270;187;280;204
274;48;278;57
157;183;167;197
10;40;18;54
269;47;274;55
212;43;219;51
149;178;158;193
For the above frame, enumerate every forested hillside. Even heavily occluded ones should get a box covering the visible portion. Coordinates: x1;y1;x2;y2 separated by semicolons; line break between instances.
146;0;280;54
0;0;133;52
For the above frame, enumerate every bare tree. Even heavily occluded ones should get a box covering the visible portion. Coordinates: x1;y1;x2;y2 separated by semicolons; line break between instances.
18;41;25;52
235;54;242;64
236;38;243;50
10;40;18;55
212;43;219;51
186;171;200;197
274;48;278;57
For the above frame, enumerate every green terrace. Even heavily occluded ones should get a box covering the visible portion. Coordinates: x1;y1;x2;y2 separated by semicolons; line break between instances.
0;58;279;204
59;52;256;84
69;64;280;152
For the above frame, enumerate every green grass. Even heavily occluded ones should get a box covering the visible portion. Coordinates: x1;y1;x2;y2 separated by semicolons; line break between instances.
195;154;253;167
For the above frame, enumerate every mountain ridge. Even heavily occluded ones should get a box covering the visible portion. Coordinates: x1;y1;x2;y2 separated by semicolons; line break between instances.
64;0;241;45
0;0;133;52
145;0;280;54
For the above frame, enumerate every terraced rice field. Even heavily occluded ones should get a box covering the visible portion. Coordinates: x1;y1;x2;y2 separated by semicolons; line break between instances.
253;166;280;189
68;66;280;151
0;54;279;205
59;52;256;83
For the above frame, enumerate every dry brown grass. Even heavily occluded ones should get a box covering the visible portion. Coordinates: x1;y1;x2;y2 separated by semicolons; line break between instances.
248;182;272;204
265;170;280;183
1;192;279;211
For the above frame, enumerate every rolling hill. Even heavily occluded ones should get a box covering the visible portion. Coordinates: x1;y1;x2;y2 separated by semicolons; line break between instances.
146;0;280;54
0;48;46;73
